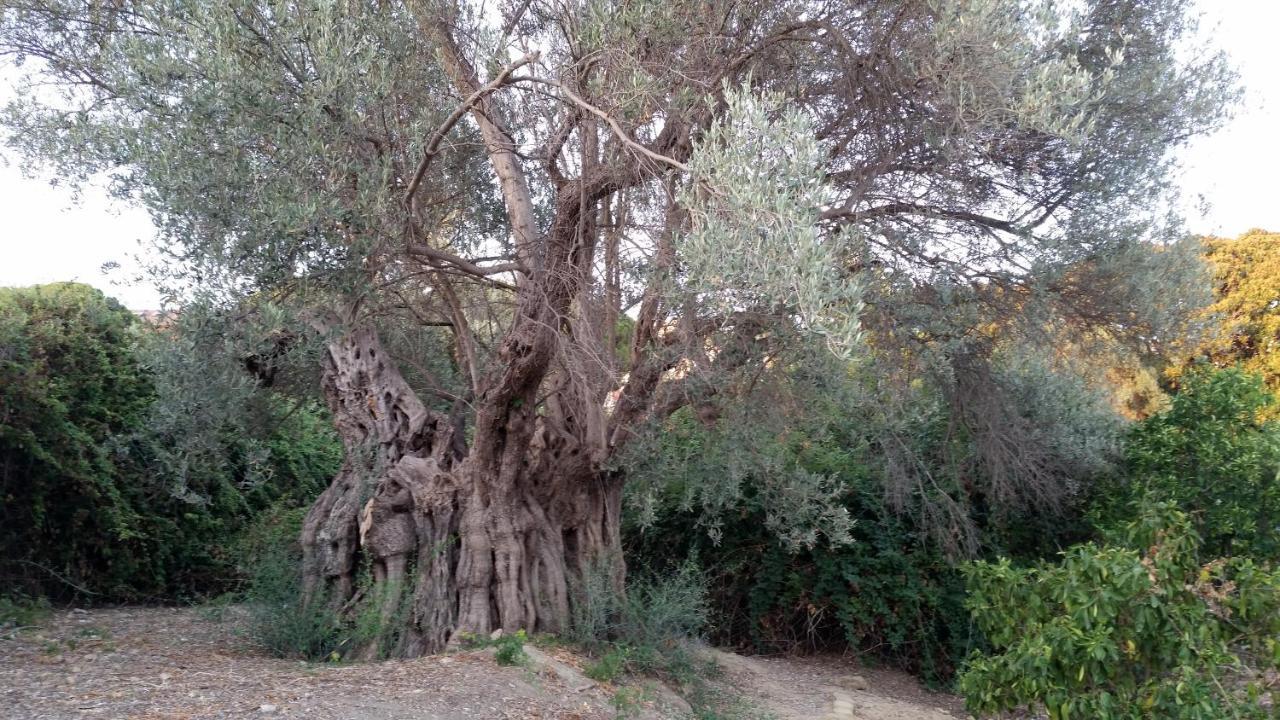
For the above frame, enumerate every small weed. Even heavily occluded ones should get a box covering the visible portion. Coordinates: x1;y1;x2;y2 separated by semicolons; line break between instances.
610;686;649;719
456;628;530;666
0;594;50;635
493;629;528;666
586;645;631;682
74;625;108;640
196;592;238;622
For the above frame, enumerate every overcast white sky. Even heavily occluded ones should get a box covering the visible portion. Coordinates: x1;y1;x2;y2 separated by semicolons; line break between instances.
1;1;1278;310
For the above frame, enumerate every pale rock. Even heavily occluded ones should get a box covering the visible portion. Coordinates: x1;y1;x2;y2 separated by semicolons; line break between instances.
843;674;869;691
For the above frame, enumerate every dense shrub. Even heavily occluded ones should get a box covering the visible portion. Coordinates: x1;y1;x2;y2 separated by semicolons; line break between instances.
619;334;1131;684
1093;367;1280;560
563;558;755;718
624;406;985;684
960;501;1280;719
627;486;976;685
0;283;154;598
0;283;341;601
1172;230;1280;393
568;557;711;661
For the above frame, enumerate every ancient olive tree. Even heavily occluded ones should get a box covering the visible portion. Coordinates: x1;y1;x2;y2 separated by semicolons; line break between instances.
1;0;1231;655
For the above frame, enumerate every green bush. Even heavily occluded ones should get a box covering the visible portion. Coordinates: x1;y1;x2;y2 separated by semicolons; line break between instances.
585;645;631;682
493;630;529;666
0;283;341;601
240;506;343;660
240;504;424;662
0;594;51;635
570;558;709;656
959;500;1280;719
0;283;153;599
568;558;718;685
622;406;985;685
566;559;762;719
1094;366;1280;560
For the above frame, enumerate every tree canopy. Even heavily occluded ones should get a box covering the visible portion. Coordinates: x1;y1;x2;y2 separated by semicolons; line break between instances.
1171;229;1280;392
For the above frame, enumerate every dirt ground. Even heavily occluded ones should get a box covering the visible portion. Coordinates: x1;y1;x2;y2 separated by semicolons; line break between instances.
0;607;965;720
703;649;965;719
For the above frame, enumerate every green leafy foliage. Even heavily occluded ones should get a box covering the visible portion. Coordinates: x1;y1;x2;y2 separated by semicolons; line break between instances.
960;501;1280;718
0;283;341;601
624;406;979;685
493;630;529;667
620;350;1115;684
1093;367;1280;560
1171;230;1280;393
571;561;769;720
240;507;343;660
0;593;51;635
240;503;421;662
569;558;711;669
679;85;864;356
566;557;744;714
0;283;153;598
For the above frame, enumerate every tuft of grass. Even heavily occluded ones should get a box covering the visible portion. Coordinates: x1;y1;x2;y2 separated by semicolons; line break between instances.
0;594;50;635
610;685;650;719
586;645;632;682
195;591;238;623
565;557;770;718
74;625;108;639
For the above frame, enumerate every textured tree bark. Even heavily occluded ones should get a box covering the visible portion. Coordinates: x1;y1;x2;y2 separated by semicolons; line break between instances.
299;326;622;658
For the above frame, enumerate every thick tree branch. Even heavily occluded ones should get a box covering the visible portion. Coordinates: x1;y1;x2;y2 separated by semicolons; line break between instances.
408;242;522;284
821;200;1024;236
419;13;542;272
403;51;540;211
513;76;689;172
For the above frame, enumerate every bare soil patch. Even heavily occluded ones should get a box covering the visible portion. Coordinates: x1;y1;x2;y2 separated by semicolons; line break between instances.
0;607;617;719
0;607;963;720
704;650;966;720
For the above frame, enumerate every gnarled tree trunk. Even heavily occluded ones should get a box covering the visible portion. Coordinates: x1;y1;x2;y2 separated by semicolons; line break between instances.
300;326;623;658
